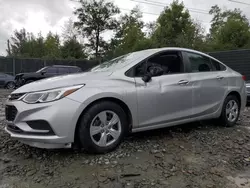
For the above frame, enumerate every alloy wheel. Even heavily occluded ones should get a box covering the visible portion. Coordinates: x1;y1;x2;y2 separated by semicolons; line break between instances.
226;100;239;122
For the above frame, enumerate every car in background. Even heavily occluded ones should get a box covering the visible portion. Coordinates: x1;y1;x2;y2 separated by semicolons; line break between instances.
15;65;82;87
5;47;246;153
246;82;250;105
0;73;15;89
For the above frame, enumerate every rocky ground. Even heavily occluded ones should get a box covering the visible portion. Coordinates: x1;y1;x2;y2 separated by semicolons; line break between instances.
0;89;250;188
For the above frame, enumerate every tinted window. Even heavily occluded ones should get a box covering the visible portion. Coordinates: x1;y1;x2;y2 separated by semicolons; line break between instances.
211;59;226;71
187;52;213;72
69;67;81;73
46;67;57;74
58;67;69;74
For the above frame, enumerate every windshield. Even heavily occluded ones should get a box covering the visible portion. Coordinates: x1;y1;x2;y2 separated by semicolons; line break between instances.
36;67;47;73
90;51;144;72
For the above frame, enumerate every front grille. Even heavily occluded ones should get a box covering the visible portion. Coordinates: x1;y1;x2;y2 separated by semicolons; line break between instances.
8;93;25;101
5;105;18;121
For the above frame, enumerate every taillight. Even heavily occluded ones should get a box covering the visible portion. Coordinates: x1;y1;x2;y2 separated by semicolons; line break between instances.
242;75;247;81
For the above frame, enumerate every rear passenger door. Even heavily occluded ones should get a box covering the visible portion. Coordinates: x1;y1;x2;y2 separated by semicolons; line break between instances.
184;52;228;118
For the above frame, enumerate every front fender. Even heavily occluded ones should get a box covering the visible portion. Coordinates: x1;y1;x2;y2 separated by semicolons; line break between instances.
66;86;138;141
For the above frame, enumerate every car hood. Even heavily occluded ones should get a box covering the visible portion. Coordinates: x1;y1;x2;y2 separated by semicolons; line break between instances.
13;71;112;93
15;72;40;79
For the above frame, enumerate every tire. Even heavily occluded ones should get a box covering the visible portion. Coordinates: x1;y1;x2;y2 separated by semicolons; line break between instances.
25;80;34;84
5;82;15;89
77;101;128;154
216;95;240;127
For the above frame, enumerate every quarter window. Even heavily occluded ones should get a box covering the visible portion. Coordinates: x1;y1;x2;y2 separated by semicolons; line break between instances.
211;59;226;71
187;52;213;72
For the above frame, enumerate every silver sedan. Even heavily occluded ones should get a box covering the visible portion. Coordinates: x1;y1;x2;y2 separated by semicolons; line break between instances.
5;48;247;153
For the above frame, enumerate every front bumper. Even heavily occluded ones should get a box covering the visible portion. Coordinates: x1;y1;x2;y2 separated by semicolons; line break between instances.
4;97;82;149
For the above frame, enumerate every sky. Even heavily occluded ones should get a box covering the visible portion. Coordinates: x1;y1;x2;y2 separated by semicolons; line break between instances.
0;0;250;55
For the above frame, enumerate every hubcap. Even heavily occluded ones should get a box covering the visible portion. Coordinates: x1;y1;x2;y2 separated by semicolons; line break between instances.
226;100;239;122
90;110;121;147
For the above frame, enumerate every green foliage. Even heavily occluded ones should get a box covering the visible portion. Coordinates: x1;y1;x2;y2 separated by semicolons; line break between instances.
7;28;86;59
151;0;205;50
6;0;250;61
61;38;86;59
74;0;120;58
209;5;250;50
44;32;61;59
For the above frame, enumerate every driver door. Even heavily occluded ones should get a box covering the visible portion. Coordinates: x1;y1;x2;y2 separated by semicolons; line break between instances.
134;51;193;129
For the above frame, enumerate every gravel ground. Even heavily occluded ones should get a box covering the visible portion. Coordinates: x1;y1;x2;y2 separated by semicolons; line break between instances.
0;89;250;188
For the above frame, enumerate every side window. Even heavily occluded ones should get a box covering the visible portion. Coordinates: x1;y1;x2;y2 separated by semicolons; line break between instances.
46;67;58;74
135;61;147;77
70;67;81;73
58;67;69;74
187;52;213;72
211;59;226;71
134;51;184;77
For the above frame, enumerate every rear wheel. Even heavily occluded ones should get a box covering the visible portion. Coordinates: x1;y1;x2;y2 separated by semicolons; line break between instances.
216;95;240;127
77;101;128;154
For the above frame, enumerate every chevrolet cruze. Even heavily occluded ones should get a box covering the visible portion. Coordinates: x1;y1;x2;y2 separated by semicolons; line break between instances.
5;48;247;153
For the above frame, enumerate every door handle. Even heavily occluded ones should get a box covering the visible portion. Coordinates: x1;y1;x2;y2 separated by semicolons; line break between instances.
178;80;189;85
216;76;224;80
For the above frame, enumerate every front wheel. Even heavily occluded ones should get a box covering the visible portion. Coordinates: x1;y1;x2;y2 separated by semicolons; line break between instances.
77;101;128;154
216;95;240;127
5;82;15;89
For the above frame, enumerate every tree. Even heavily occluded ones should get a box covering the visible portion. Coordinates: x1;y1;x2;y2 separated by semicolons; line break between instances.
44;32;61;59
104;7;155;60
151;0;204;49
74;0;120;58
61;38;86;59
208;5;250;50
62;18;80;42
7;28;28;57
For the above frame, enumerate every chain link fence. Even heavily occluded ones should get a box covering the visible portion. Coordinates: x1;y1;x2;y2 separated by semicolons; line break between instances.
0;57;99;76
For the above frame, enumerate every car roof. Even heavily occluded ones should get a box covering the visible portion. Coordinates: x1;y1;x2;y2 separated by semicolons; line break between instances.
140;47;209;56
135;47;226;64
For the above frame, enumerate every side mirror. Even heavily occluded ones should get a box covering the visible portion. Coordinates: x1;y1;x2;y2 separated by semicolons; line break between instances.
142;74;152;82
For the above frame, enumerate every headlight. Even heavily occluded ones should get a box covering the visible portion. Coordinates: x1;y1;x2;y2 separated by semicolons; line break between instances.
22;85;84;104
